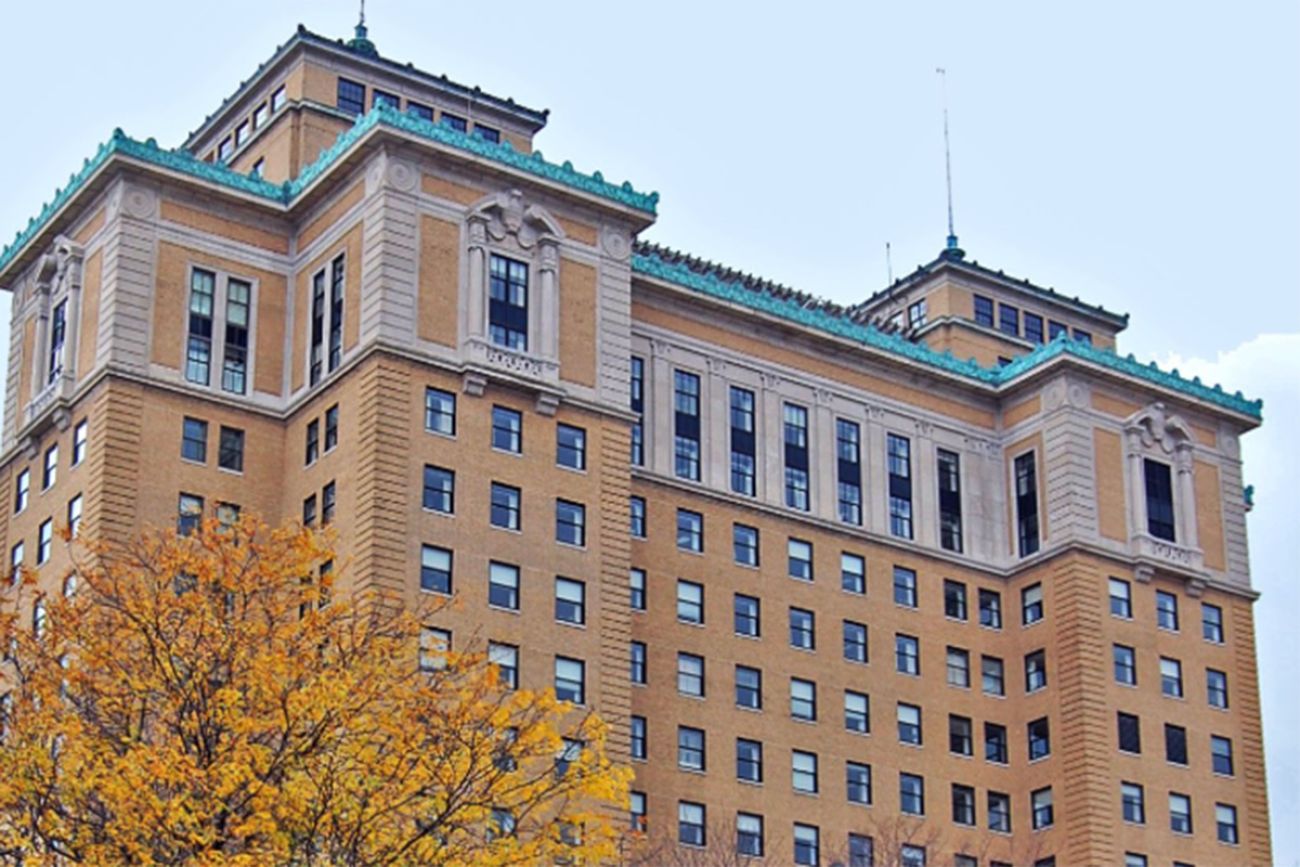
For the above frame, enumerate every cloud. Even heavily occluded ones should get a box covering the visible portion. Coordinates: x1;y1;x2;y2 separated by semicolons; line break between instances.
1162;333;1300;865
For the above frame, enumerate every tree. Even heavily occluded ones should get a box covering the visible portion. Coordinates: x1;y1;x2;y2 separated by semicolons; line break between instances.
0;517;628;866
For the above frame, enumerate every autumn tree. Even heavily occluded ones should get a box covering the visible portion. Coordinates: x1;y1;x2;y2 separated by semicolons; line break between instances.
0;517;628;866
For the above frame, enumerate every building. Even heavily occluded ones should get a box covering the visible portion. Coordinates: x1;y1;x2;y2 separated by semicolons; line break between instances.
0;18;1270;867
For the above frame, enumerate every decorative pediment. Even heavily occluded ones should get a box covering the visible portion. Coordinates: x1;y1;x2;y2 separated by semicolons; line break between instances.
1126;402;1194;455
33;235;83;298
468;189;565;250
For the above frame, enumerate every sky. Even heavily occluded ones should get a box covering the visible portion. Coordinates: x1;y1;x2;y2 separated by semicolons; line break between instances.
0;0;1297;858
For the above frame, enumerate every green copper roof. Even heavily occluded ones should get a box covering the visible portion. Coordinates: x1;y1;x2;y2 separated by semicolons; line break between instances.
0;103;657;277
632;245;1262;420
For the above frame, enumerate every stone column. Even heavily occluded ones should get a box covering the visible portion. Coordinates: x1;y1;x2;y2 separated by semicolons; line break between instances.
760;373;784;510
812;391;837;521
465;218;488;342
537;240;559;360
1175;443;1199;550
1124;429;1147;538
705;359;730;492
649;339;673;478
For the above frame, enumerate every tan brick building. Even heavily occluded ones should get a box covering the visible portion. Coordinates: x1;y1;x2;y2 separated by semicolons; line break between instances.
0;20;1271;867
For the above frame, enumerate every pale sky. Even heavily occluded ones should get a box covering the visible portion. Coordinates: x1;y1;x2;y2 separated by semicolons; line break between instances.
1;1;1297;860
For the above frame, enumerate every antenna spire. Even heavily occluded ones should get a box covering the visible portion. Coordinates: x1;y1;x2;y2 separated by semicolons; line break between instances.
347;0;379;58
886;242;894;284
359;0;366;27
937;67;964;261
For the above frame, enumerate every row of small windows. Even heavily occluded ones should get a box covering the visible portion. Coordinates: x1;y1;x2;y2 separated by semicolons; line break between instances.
1109;577;1228;643
417;551;591;628
972;293;1092;346
422;388;586;468
7;494;82;583
214;84;288;164
335;77;501;143
420;465;587;545
419;625;587;706
12;421;88;516
1115;711;1237;774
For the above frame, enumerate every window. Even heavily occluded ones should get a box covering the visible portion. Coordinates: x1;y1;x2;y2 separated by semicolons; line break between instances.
253;102;269;129
985;723;1008;764
677;580;703;624
845;690;870;734
943;580;968;620
424;388;456;436
734;594;760;637
676;509;703;552
271;85;287;112
371;88;399;110
488;254;529;350
783;403;810;511
907;298;927;328
677;653;704;696
848;834;874;867
1121;782;1145;824
1113;644;1137;685
896;634;920;675
554;656;585;704
735;665;762;709
842;552;865;594
1203;602;1224;643
473;124;500;143
181;417;208;462
1022;583;1044;625
418;627;450;672
216;426;244;473
792;750;819;793
893;566;917;608
887;433;913;538
897;703;922;745
988;791;1012;833
946;647;970;688
1124;856;1147;867
556;424;586;470
1110;578;1132;618
937;448;963;551
221;279;250;394
185;270;217;385
9;542;23;585
1144;459;1176;541
677;726;705;772
733;523;759;566
902;845;926;867
630;496;646;538
1212;736;1234;775
729;386;756;496
490;483;521;531
993;302;1023;339
974;295;994;327
487;561;520;610
441;112;468;132
407;101;433;122
37;519;52;565
556;578;586;625
1031;787;1054;829
422;465;454;513
793;824;820;867
305;420;319;464
837;418;862;524
843;621;868;663
900;773;925;815
1024;650;1047;692
337;77;365;114
982;655;1005;696
1165;723;1188;765
629;568;646;611
629;356;644;465
1157;590;1180;631
1024;312;1045;344
790;678;816;721
678;802;705;847
40;445;58;491
419;545;451;594
630;716;646;760
979;589;1002;628
1118;712;1142;754
555;499;585;546
1207;668;1229;708
325;404;339;449
1014;452;1040;556
788;538;813;581
321;481;336;525
178;493;203;535
848;761;873;805
736;813;764;857
1216;804;1239;844
72;420;88;466
952;784;976;826
491;406;522;453
218;137;233;162
1074;329;1092;345
1027;717;1051;760
949;715;973;756
673;371;701;480
1170;793;1193;834
736;738;763;782
789;608;815;650
302;494;317;527
1161;657;1184;697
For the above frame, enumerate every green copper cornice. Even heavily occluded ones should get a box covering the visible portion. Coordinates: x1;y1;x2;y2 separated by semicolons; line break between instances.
632;249;1263;420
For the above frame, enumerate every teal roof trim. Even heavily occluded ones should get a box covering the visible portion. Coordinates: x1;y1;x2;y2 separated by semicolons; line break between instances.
632;249;1263;420
0;104;656;276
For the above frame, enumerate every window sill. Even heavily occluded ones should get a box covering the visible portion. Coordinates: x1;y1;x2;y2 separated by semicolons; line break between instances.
556;620;586;631
557;464;588;476
676;547;704;557
180;457;207;468
1028;754;1052;765
676;619;705;628
555;541;587;551
424;428;456;441
487;604;521;616
421;507;455;519
1023;618;1045;630
490;524;523;534
491;446;523;458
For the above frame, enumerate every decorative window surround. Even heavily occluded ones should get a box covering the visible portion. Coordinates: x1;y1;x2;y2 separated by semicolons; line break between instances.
1124;403;1204;577
20;236;85;443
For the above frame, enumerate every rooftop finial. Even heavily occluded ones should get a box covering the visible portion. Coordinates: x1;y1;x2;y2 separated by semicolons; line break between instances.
937;67;964;261
347;0;379;57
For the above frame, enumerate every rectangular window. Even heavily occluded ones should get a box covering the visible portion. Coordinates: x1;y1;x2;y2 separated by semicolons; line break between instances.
729;386;756;496
178;493;203;536
1014;452;1040;556
1074;328;1093;345
1152;591;1180;635
555;577;585;625
837;418;862;524
1024;312;1044;344
900;773;925;815
1110;577;1132;617
673;370;701;481
848;761;873;805
629;791;646;832
937;448;963;551
1203;602;1224;643
790;678;817;721
944;580;968;620
793;823;820;867
1165;723;1188;765
676;509;703;552
302;494;316;527
888;434;913;538
557;424;586;470
488;562;520;610
1031;787;1054;829
328;256;344;373
788;538;813;581
982;655;1005;696
897;703;922;745
72;420;88;466
309;270;325;385
985;722;1008;764
974;295;994;327
737;813;764;857
678;802;705;847
1114;644;1137;685
419;626;450;672
488;254;529;351
789;608;815;650
1170;792;1193;835
999;304;1019;336
736;738;763;782
735;665;762;709
630;716;646;760
422;465;454;513
425;388;456;436
1207;668;1229;708
677;726;705;772
490;482;521;531
253;102;269;128
186;269;215;385
440;112;468;132
845;690;870;734
979;589;1002;628
1161;657;1184;697
42;446;58;490
325;405;342;452
1121;782;1146;824
221;279;250;394
629;568;646;611
271;85;287;112
337;77;365;114
1024;650;1047;692
952;784;976;826
1027;717;1051;760
555;499;585;546
988;791;1012;833
842;552;865;594
35;519;52;565
733;523;759;566
629;496;645;538
947;646;971;688
321;481;336;524
893;566;918;608
1212;735;1234;776
473;124;500;143
491;406;522;453
305;420;319;464
182;417;208;462
406;101;433;121
419;545;452;594
1022;583;1044;625
949;714;973;755
734;594;760;637
677;580;703;624
908;299;927;328
784;403;810;510
218;426;244;472
896;634;920;675
371;88;399;109
843;620;868;663
849;834;874;867
1145;459;1176;541
677;652;704;696
629;356;644;465
554;656;585;704
218;137;233;162
792;750;819;793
